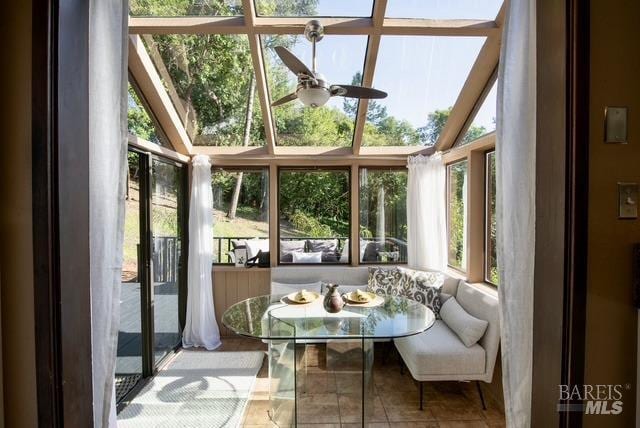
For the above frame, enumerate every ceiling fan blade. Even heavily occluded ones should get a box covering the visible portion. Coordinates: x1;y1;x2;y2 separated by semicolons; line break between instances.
271;92;298;107
330;85;387;99
274;46;314;78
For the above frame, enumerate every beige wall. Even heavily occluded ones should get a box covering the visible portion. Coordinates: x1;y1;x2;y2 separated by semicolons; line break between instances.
0;1;38;427
584;1;640;426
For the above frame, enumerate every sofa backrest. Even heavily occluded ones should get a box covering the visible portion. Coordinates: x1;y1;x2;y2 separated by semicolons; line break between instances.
455;281;500;382
271;266;460;294
271;266;369;294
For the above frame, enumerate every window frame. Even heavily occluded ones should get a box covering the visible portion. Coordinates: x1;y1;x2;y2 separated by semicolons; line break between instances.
358;166;408;265
446;158;469;273
277;166;352;266
484;150;498;286
211;166;270;265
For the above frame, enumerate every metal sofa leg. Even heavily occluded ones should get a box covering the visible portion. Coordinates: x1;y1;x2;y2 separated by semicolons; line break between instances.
476;381;487;410
419;382;424;410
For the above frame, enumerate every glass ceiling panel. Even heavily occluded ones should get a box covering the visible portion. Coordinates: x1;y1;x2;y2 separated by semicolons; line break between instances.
262;34;368;147
362;36;484;147
459;79;496;146
130;0;243;17
145;34;265;146
128;82;171;148
255;0;373;17
385;0;503;20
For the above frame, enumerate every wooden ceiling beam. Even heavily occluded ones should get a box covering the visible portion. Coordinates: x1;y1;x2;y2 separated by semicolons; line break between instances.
128;35;193;155
352;0;387;155
434;34;501;151
242;0;276;154
128;16;498;37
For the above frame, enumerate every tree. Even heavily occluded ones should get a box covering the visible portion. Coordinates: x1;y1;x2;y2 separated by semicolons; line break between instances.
418;107;487;146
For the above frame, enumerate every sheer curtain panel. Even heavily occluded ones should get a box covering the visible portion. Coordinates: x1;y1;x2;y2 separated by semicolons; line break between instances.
88;0;128;425
406;153;447;271
183;155;222;350
496;0;537;426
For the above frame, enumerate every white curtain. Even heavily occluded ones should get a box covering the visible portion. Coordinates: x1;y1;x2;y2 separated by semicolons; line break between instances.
406;153;447;271
183;155;222;350
88;0;128;426
496;0;536;426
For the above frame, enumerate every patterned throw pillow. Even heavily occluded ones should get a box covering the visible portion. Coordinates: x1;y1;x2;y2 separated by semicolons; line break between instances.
398;267;445;317
367;266;405;296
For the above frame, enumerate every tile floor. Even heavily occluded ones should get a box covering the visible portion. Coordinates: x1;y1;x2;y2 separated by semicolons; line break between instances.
220;337;506;428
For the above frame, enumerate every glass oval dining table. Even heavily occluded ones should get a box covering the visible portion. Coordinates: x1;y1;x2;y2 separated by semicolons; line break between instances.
222;294;435;427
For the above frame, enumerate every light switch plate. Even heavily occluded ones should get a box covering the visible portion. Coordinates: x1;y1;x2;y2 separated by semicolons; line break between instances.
618;182;638;219
605;107;628;144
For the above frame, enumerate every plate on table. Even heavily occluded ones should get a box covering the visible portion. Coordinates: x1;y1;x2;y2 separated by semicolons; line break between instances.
342;291;384;307
282;290;321;305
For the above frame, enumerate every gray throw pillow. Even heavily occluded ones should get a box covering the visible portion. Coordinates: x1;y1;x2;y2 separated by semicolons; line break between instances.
398;267;444;317
307;239;338;253
440;297;489;347
367;266;404;296
439;292;453;305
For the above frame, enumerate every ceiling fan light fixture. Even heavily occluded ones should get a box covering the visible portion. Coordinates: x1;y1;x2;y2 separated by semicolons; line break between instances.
297;87;330;108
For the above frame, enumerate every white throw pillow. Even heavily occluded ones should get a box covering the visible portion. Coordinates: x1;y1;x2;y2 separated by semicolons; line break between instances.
244;238;269;259
440;297;489;347
292;251;323;263
271;281;323;295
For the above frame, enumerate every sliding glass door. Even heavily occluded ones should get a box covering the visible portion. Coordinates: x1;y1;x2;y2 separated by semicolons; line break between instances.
116;148;187;404
116;152;145;402
151;158;184;364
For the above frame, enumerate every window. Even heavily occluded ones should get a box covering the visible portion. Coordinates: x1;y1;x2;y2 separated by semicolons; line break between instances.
362;36;485;147
127;81;170;148
447;160;468;271
485;151;499;284
130;0;243;17
278;169;350;264
255;0;374;17
261;34;368;147
212;168;269;264
459;80;496;146
359;168;407;263
143;34;266;146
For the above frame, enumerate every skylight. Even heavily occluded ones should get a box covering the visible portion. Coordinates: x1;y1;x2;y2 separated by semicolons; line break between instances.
460;79;497;145
262;34;368;147
144;34;265;146
255;0;373;17
385;0;503;20
362;36;485;147
129;0;243;17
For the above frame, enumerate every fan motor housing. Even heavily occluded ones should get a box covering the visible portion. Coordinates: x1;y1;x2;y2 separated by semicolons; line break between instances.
304;20;324;42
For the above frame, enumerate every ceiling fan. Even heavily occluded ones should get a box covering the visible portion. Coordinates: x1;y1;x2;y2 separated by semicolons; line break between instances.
271;20;388;108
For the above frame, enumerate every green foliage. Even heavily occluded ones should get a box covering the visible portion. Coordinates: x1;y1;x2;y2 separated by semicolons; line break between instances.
448;162;467;269
279;171;350;237
128;84;159;142
290;210;334;237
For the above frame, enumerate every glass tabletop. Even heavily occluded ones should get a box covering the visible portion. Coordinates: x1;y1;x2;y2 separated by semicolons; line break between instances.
222;294;435;340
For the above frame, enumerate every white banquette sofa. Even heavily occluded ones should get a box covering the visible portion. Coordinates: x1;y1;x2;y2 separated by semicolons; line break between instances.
270;265;500;410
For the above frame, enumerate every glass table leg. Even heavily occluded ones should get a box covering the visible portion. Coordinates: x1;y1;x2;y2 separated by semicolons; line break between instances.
268;316;296;427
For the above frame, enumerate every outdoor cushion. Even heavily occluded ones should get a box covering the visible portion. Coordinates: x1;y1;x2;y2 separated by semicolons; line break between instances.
292;251;323;263
280;239;306;262
395;320;486;377
362;242;382;262
440;297;488;347
307;239;338;253
244;238;269;259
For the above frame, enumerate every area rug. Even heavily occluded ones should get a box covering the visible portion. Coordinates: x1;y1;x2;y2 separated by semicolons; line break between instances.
117;349;265;428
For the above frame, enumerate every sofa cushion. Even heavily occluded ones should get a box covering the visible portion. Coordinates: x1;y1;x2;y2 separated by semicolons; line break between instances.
395;320;486;377
280;240;306;262
440;297;488;347
307;239;338;253
245;238;269;260
271;281;322;296
367;266;404;296
398;267;444;317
